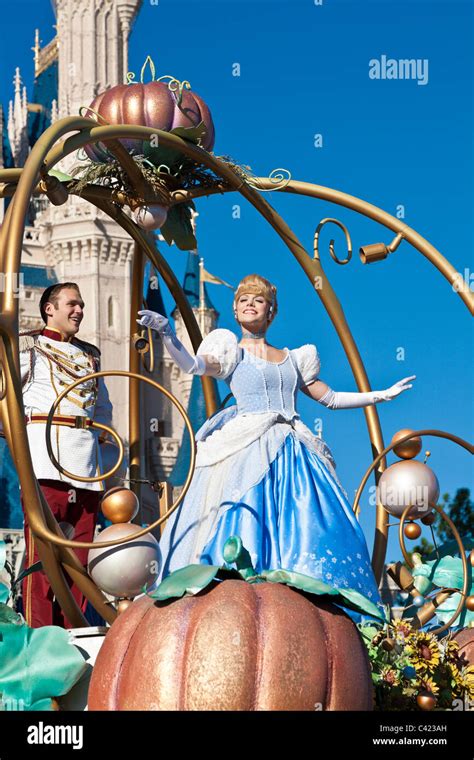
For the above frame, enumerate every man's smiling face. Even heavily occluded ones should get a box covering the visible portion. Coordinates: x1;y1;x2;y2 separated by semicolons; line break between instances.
44;287;85;339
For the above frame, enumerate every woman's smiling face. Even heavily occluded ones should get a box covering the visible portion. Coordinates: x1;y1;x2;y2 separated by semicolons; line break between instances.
236;292;270;328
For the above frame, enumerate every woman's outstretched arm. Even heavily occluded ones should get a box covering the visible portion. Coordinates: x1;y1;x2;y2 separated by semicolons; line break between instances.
300;375;416;408
137;310;222;378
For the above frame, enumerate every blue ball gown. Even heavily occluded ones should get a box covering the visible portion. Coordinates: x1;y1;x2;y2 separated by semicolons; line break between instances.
156;328;385;623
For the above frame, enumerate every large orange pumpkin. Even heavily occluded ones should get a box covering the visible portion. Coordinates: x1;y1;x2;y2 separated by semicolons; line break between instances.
88;579;373;711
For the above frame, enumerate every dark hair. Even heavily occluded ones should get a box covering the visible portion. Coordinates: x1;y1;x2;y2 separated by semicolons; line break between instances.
40;283;81;323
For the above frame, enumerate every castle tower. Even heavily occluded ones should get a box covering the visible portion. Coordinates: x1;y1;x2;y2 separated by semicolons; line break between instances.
1;0;226;531
31;0;142;441
53;0;142;122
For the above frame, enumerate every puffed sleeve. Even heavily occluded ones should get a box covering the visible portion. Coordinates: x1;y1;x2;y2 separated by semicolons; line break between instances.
292;344;321;388
196;328;241;380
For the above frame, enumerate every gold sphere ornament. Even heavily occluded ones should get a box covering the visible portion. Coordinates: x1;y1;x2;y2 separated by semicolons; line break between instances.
404;522;422;540
391;429;422;460
416;691;436;711
101;487;139;524
377;460;440;519
470;551;474;568
381;638;395;651
465;596;474;612
117;599;133;615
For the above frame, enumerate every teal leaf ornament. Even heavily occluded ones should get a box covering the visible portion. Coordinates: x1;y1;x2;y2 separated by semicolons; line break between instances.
0;617;88;710
146;535;388;623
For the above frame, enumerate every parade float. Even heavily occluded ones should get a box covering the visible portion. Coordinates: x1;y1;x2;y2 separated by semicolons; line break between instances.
0;58;472;712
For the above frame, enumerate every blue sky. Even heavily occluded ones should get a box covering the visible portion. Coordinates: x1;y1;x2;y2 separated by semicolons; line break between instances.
0;0;472;562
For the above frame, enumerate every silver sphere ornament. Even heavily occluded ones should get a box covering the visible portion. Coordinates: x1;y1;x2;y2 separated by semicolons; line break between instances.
413;595;425;607
377;460;439;519
88;523;161;598
133;203;168;231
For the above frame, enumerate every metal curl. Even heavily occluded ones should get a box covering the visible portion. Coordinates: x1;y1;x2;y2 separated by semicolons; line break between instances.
398;501;470;636
156;76;192;107
313;217;353;265
78;105;111;126
246;168;292;193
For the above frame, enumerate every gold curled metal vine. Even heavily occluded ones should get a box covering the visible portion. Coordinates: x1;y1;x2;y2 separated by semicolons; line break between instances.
76;106;113;162
246;168;292;193
126;56;192;107
313;217;353;265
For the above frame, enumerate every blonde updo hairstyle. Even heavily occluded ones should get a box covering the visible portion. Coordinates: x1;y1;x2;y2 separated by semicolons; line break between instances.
233;274;278;326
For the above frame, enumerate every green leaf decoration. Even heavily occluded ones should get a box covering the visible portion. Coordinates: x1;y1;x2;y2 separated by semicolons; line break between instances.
411;553;473;628
413;555;470;592
149;535;388;622
169;122;208;146
0;603;21;625
434;592;474;627
222;535;257;579
148;564;220;600
0;585;9;606
160;203;197;250
48;169;74;182
260;569;388;622
0;616;87;710
0;542;9;604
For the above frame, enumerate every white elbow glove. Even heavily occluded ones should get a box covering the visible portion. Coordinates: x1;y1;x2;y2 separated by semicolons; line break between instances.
136;310;206;376
318;375;416;409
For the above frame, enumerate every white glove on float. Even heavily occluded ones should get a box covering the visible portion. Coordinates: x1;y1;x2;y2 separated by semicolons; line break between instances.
136;310;206;376
317;376;416;409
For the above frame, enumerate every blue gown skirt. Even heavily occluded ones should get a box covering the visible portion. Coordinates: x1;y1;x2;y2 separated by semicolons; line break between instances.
158;427;385;625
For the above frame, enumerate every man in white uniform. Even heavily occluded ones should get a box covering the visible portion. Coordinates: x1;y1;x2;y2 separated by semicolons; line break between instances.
16;282;112;628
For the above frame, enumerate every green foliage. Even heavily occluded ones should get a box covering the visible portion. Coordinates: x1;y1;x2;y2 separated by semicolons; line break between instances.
436;489;473;545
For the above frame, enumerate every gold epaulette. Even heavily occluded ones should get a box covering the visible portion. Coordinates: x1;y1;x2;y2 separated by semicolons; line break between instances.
19;330;42;353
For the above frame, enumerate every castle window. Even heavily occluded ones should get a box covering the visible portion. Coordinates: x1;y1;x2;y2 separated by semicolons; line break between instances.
107;296;116;327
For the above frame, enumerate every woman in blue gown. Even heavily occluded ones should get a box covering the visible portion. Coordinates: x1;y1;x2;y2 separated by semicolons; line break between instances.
137;274;416;622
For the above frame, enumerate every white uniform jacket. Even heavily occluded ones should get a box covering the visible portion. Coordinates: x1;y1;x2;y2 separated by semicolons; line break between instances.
17;327;113;492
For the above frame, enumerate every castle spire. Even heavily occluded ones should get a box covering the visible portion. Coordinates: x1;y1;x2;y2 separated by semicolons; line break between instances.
32;29;40;77
7;68;29;167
